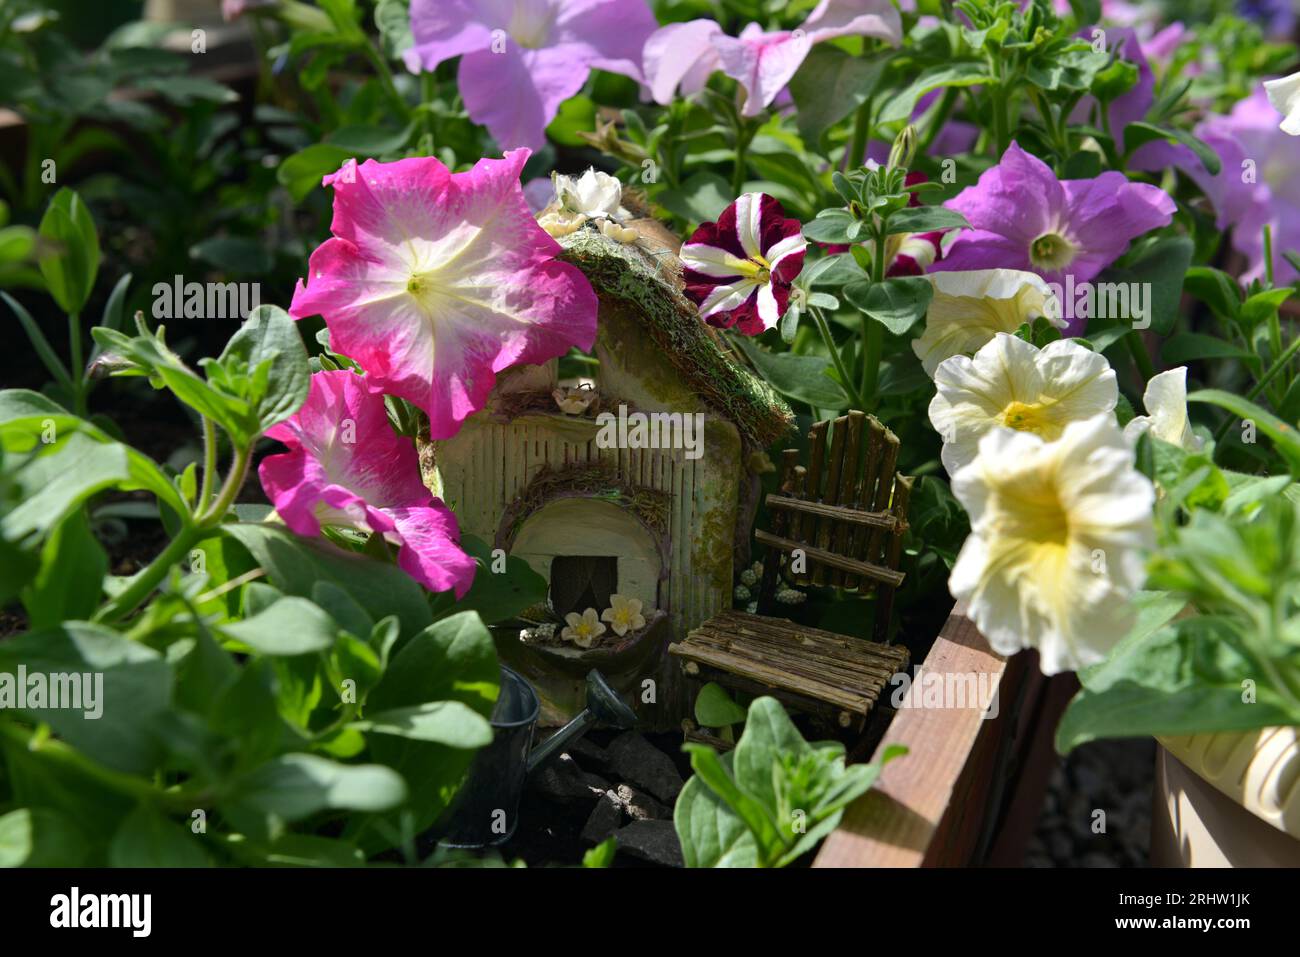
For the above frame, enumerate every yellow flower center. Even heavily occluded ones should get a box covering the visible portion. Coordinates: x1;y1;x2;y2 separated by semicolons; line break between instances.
1029;232;1078;271
508;4;555;49
1000;400;1050;435
723;252;772;285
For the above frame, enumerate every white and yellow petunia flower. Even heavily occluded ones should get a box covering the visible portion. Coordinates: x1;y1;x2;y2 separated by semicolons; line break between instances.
1265;72;1300;136
913;269;1064;377
1123;367;1203;452
929;332;1117;475
947;414;1156;675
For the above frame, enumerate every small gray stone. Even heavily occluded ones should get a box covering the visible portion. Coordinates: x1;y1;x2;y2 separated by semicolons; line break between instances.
615;819;683;868
614;783;672;821
606;732;683;802
581;791;624;844
526;753;609;803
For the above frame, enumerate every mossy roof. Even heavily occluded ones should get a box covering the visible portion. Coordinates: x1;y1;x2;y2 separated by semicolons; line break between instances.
557;227;794;448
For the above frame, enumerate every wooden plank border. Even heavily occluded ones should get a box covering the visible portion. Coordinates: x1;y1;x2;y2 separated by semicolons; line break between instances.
813;603;1021;867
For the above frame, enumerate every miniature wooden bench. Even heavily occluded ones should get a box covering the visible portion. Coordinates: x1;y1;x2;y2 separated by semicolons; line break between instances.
669;410;912;733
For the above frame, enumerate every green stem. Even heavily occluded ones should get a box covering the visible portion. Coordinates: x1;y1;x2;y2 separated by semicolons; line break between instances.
68;311;84;415
1126;330;1156;386
199;443;251;526
811;305;864;410
362;43;409;120
846;98;873;171
92;525;201;624
917;88;957;155
1212;332;1300;447
197;417;218;512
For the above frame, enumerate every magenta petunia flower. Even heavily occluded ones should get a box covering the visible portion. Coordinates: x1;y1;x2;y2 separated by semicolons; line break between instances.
289;150;598;440
404;0;656;151
680;192;807;334
258;370;477;598
933;142;1175;328
644;0;901;117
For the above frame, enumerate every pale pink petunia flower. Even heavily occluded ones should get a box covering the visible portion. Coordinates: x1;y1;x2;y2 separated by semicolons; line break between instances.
680;192;806;334
289;150;598;440
404;0;657;151
644;0;901;117
258;370;478;597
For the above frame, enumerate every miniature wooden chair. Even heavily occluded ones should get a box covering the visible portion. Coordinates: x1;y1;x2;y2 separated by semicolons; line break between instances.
669;411;912;733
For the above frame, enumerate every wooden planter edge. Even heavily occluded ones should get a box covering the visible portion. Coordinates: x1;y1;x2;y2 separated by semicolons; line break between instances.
813;603;1067;868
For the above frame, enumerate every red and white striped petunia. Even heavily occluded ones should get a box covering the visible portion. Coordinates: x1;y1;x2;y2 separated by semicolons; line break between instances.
680;192;807;334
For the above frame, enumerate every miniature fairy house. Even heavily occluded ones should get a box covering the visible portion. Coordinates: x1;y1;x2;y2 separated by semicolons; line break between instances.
421;220;793;728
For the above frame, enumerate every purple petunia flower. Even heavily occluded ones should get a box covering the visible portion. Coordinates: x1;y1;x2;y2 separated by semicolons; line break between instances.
932;142;1175;333
404;0;657;152
680;193;807;335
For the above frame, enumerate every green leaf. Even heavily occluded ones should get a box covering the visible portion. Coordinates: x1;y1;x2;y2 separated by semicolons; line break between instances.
452;534;548;626
694;682;747;728
1183;266;1242;320
37;188;100;315
673;752;760;868
878;63;994;124
0;808;89;867
843;276;933;336
884;206;969;236
582;837;618;868
731;697;810;813
1239;288;1293;329
1056;617;1298;753
222;523;433;636
801;210;855;245
0;623;172;775
682;743;783;859
1188;389;1300;476
1123;121;1221;176
1100;236;1193;336
367;611;499;718
788;45;889;144
189;236;272;275
220;596;339;655
210;305;311;440
733;337;849;410
108;805;210;867
278;144;353;203
656;172;731;225
326;123;412;156
349;700;493;747
232;754;407;821
3;291;74;395
20;507;106;627
1161;332;1254;364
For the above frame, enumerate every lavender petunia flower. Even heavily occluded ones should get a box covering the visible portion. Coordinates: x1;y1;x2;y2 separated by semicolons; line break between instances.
643;0;901;117
932;143;1175;334
405;0;657;151
1134;87;1300;284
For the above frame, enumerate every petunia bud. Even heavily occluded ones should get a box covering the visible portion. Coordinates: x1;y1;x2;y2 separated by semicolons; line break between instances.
887;124;918;172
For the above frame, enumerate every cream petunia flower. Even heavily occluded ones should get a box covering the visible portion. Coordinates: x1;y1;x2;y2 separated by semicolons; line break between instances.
600;594;646;636
538;168;631;238
1264;72;1300;136
948;415;1156;675
561;608;606;648
929;333;1117;475
1123;367;1203;452
913;269;1064;377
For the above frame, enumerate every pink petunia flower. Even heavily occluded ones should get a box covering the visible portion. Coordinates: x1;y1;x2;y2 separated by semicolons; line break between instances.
258;370;478;598
289;150;598;440
404;0;657;151
644;0;901;117
932;142;1175;333
680;192;807;334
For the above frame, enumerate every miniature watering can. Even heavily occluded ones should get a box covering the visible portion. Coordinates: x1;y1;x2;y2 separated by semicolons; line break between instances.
434;665;637;849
